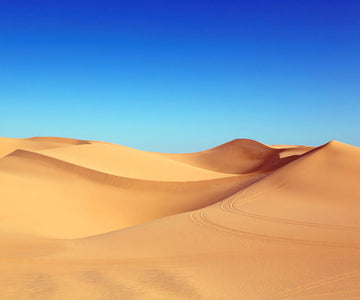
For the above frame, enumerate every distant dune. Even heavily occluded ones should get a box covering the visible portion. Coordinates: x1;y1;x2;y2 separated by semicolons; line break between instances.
1;137;359;299
164;138;313;174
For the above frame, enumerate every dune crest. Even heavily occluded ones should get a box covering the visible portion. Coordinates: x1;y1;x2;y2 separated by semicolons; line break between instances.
1;136;359;299
164;138;313;174
0;136;89;158
33;142;236;181
0;138;268;238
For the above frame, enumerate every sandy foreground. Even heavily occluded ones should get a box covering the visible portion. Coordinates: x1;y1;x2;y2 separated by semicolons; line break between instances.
0;136;359;299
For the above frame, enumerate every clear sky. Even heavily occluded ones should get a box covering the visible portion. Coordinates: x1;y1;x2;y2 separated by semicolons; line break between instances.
1;0;359;152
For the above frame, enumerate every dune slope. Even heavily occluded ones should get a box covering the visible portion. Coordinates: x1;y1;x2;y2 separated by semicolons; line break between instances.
164;138;312;174
34;141;235;181
0;136;89;158
0;148;261;238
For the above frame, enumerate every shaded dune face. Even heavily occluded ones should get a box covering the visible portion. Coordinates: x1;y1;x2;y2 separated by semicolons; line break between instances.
164;139;313;174
1;137;360;299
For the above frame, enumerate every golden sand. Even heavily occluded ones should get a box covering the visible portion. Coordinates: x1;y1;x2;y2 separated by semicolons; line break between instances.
1;137;359;299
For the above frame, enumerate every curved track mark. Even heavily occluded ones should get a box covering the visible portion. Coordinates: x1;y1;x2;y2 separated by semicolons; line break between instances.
189;209;360;248
218;190;360;232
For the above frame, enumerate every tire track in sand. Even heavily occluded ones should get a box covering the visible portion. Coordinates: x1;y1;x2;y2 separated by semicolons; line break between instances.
189;208;360;249
218;189;360;232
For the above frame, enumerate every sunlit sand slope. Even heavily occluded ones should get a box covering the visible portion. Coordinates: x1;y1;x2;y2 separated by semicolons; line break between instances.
34;141;235;181
0;136;89;158
0;148;261;238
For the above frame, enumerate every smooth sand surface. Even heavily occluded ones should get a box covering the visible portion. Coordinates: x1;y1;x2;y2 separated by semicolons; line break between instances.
1;137;359;299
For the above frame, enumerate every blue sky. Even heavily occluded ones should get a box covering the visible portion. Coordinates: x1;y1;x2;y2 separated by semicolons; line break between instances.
1;0;359;152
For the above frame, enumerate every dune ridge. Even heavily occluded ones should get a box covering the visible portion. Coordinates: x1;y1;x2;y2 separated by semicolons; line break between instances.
164;138;312;174
0;136;90;158
32;142;238;181
0;139;271;238
2;149;236;186
0;137;359;299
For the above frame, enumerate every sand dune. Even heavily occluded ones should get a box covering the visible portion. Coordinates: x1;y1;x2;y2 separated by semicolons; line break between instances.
0;136;89;158
0;148;260;238
164;138;312;174
33;141;235;181
0;137;359;299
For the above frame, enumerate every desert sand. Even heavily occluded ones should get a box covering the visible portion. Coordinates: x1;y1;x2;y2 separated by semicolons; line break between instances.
0;136;359;299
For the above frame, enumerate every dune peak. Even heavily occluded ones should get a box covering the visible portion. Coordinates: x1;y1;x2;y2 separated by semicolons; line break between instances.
25;136;90;145
319;139;360;154
211;138;270;151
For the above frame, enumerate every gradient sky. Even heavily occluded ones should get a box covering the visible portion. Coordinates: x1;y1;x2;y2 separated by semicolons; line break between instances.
1;0;359;152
